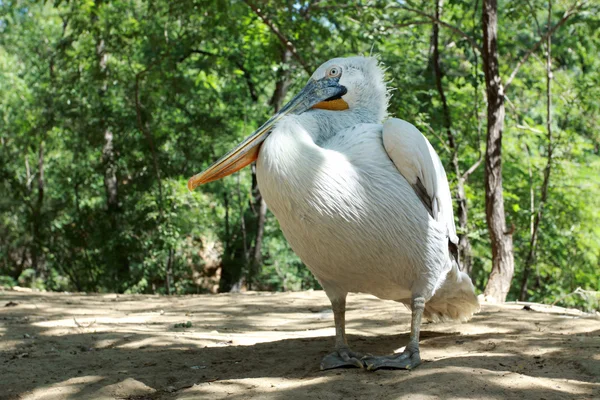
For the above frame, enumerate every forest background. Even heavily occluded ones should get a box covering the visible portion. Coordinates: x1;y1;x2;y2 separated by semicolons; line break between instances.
0;0;598;310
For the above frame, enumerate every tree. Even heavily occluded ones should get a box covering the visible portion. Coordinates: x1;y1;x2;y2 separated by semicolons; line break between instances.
0;0;598;310
430;0;482;273
481;0;515;302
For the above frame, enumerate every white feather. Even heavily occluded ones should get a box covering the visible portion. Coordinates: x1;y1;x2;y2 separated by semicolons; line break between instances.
256;56;478;321
382;118;459;245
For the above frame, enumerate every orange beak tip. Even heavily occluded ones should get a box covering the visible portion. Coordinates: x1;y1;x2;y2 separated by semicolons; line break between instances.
187;177;200;191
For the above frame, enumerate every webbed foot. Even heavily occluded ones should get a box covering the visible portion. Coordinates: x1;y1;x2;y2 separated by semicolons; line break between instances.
362;347;421;371
320;347;364;370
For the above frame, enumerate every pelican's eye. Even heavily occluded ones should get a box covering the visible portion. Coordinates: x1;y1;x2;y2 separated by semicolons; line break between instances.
326;66;342;78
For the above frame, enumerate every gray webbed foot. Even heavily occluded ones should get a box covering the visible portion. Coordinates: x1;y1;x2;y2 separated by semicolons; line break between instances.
320;347;364;370
362;347;421;371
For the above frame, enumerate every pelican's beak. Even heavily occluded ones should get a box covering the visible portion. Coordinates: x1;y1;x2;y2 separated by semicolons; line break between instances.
187;77;347;190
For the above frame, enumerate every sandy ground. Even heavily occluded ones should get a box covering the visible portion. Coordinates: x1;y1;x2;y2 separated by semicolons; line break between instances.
0;289;599;400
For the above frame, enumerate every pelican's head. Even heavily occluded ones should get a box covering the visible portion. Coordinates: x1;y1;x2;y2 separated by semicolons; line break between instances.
310;56;388;120
188;56;388;189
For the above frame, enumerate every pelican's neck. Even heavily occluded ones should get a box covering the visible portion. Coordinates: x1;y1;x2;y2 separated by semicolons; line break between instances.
258;109;382;179
295;108;382;145
257;114;322;199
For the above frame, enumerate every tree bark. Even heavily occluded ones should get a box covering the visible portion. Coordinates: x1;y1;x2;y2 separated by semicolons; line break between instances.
248;48;292;289
520;0;554;301
219;190;244;293
249;189;267;286
481;0;515;302
166;248;174;295
456;177;473;273
93;1;128;291
431;0;474;273
94;6;119;216
31;142;45;275
243;1;311;74
270;49;292;111
102;127;119;213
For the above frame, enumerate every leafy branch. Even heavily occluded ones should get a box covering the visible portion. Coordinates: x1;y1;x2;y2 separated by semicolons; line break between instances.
504;0;587;90
243;0;311;74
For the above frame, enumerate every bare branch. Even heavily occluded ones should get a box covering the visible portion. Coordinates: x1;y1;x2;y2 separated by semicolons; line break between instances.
431;0;475;273
516;124;543;134
519;0;556;300
185;49;217;58
504;0;586;91
243;0;311;74
235;61;259;103
464;5;484;182
462;156;483;179
390;5;482;52
525;0;543;36
420;122;451;153
301;0;323;20
389;20;434;29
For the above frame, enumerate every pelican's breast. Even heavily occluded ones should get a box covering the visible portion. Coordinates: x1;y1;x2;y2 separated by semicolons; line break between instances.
256;116;449;299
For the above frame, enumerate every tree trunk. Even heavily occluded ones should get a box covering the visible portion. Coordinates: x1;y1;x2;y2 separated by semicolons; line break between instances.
30;54;57;279
102;127;119;213
481;0;515;302
93;2;129;291
248;48;292;288
31;142;45;275
520;0;554;301
431;0;474;273
166;248;174;295
456;177;473;273
270;49;292;111
219;47;292;292
249;188;267;286
94;11;119;216
219;190;246;292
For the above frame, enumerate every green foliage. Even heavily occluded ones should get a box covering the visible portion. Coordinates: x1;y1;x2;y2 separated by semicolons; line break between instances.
0;1;598;311
0;275;17;288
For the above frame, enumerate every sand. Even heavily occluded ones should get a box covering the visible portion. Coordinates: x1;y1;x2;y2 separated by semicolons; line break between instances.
1;289;598;400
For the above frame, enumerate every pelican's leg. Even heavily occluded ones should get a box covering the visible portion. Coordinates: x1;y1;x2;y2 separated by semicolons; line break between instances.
363;296;424;371
320;295;364;370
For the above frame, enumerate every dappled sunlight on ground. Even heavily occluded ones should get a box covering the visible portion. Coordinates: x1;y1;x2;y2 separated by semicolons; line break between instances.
1;290;598;399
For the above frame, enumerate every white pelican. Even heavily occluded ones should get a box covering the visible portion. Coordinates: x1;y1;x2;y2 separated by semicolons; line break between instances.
188;56;479;370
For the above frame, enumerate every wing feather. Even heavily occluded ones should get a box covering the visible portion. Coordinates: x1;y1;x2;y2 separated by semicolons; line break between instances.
382;118;459;248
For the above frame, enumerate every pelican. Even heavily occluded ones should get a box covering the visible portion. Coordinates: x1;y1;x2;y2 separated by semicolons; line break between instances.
188;56;479;370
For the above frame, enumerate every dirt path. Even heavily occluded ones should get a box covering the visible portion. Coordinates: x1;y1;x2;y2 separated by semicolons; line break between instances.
1;290;598;400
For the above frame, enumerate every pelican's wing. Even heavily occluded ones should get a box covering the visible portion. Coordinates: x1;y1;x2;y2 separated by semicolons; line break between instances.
382;118;459;247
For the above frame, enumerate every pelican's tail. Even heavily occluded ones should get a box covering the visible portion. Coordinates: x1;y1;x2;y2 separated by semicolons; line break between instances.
424;263;480;322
